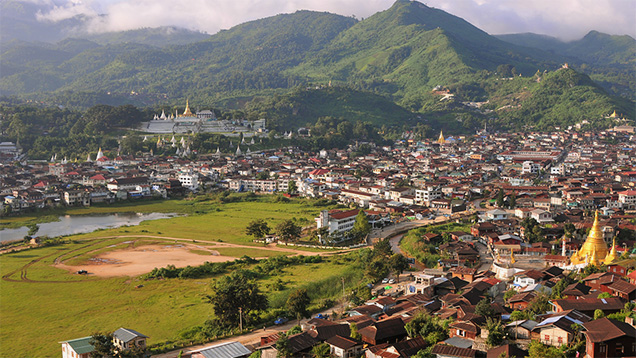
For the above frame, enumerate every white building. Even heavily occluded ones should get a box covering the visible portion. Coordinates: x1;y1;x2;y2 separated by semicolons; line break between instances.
522;161;541;175
415;185;442;206
178;171;199;191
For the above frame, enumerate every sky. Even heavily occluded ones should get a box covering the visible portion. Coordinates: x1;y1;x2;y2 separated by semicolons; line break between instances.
32;0;636;41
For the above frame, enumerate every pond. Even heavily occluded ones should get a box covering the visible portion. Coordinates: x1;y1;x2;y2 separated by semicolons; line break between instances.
0;212;177;242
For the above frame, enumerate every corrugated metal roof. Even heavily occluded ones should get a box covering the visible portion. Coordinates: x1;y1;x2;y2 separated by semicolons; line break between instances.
63;337;95;355
113;328;148;342
193;341;251;358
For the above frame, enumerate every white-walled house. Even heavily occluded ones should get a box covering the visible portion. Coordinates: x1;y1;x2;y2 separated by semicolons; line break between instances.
61;337;94;358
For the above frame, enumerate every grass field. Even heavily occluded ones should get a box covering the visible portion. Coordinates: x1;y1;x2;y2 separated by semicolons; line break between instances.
0;195;353;357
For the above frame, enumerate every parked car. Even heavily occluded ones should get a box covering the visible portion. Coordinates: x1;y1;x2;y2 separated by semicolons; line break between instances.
274;317;288;325
388;279;396;284
382;278;389;284
314;313;329;319
77;270;88;275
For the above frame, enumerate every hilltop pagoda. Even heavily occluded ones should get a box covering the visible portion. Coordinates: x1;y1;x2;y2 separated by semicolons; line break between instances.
570;211;617;266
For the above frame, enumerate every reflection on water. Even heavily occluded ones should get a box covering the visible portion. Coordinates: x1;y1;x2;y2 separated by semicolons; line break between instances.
0;212;177;242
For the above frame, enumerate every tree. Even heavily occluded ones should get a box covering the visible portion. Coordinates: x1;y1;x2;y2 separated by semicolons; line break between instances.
503;288;516;302
373;238;393;258
287;180;297;194
528;292;551;315
208;270;268;327
276;334;292;358
509;192;516;209
26;224;39;237
593;309;605;320
485;318;504;347
311;343;331;358
89;333;115;358
245;219;271;239
528;340;564;358
287;289;311;324
496;189;504;208
353;210;371;238
389;254;410;282
509;310;535;321
350;322;361;340
597;292;613;299
365;257;389;282
475;298;495;317
275;219;302;242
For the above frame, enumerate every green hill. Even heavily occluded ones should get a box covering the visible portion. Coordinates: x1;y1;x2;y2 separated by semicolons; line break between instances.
0;0;633;132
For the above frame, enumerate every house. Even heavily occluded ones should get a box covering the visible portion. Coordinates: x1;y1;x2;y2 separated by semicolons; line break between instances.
450;267;477;283
113;328;148;352
513;270;545;288
107;177;150;192
486;209;508;221
449;320;480;340
431;344;476;358
531;310;590;347
505;320;538;340
365;337;428;358
606;279;636;301
325;335;363;358
60;337;94;358
582;318;636;358
486;344;528;358
188;341;251;358
582;272;622;291
358;317;407;345
507;291;537;310
561;282;591;299
550;298;625;317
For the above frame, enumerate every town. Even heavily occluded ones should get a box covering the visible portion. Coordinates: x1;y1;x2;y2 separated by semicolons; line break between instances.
2;123;636;358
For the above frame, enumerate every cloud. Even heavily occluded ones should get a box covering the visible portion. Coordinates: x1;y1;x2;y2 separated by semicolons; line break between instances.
32;0;636;40
426;0;636;41
35;0;99;23
35;0;394;34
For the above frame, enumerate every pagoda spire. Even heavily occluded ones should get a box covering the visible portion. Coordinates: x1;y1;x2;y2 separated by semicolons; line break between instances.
437;130;445;145
604;237;619;265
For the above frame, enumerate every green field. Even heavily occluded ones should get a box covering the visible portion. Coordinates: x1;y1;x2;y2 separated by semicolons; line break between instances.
0;195;354;357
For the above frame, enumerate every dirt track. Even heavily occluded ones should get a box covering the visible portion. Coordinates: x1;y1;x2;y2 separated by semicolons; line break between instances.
2;235;349;283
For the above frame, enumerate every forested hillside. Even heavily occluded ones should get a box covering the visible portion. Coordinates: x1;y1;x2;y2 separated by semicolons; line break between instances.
0;0;633;133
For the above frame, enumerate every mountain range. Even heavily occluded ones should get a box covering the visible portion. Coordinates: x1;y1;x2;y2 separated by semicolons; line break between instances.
1;0;634;132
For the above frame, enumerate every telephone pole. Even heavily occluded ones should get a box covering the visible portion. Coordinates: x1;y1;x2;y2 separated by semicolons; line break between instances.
239;307;243;332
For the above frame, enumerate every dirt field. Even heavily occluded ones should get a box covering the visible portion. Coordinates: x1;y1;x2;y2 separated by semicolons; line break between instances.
55;244;236;277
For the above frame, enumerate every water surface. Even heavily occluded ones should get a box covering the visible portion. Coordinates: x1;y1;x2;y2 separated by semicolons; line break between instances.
0;212;177;242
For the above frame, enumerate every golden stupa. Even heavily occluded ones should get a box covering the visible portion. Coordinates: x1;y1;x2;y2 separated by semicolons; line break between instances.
437;130;445;145
604;238;619;265
180;99;194;117
570;211;612;266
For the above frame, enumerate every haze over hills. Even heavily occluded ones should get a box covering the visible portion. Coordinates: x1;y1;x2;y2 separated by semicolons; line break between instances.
0;0;209;46
0;0;634;132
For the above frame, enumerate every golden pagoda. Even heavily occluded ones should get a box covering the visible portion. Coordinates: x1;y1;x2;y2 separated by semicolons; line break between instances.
570;211;609;266
604;238;619;265
179;99;194;117
437;130;446;145
510;250;516;265
610;110;618;118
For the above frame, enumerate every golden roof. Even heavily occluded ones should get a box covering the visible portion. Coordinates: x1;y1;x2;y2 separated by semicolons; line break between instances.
570;211;609;266
604;238;618;265
181;99;194;117
437;130;445;145
610;110;617;118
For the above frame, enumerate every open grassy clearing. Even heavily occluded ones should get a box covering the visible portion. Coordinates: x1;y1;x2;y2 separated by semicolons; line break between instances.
63;196;336;247
1;195;347;356
0;240;361;358
212;247;289;258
